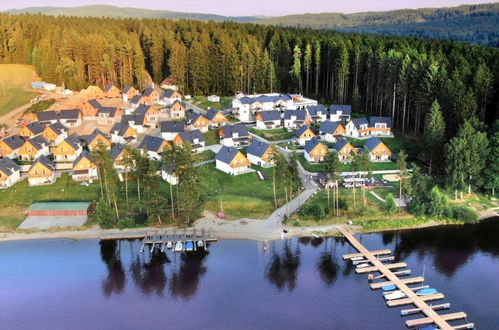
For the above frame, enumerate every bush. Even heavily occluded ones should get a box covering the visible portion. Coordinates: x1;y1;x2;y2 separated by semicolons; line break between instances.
450;205;479;223
310;204;325;221
337;198;348;210
118;217;136;229
94;198;115;229
384;193;397;215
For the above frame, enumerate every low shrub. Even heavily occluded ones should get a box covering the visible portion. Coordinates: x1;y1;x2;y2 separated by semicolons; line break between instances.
118;217;136;229
450;205;479;223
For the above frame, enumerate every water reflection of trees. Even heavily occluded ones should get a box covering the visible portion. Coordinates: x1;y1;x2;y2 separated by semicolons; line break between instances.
266;241;301;292
131;250;170;296
316;252;338;287
100;240;126;297
169;249;209;300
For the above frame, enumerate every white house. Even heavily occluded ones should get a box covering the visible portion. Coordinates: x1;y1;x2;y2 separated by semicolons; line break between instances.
345;117;369;138
0;135;25;159
247;140;275;167
160;121;186;141
294;125;316;146
138;135;169;161
0;158;21;188
255;110;281;129
283;110;310;129
207;95;220;102
215;146;251;175
318;120;345;143
59;109;82;127
306;105;328;123
330;105;352;122
219;123;251;147
160;162;178;185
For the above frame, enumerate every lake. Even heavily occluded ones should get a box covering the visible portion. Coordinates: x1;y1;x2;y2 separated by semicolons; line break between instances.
1;218;498;330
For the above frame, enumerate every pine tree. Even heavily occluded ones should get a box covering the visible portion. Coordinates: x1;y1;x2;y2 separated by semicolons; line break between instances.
424;100;446;174
290;45;302;94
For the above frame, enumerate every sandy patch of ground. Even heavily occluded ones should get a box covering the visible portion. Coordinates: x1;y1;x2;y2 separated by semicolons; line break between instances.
383;174;400;182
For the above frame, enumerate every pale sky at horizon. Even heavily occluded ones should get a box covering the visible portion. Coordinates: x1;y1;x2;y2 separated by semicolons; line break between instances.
2;0;497;16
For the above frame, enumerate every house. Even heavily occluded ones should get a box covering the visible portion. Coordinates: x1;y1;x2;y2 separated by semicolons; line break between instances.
364;137;392;161
369;117;392;136
78;85;104;101
27;156;55;186
231;93;296;122
121;114;146;133
306;105;328;123
173;130;206;153
122;85;138;102
170;100;186;118
294;125;316;146
219;123;251;147
0;158;21;188
247;140;275;167
18;135;50;161
330;105;352;122
41;122;68;145
204;109;228;127
187;113;210;133
215;146;251;175
52;135;83;162
110;123;137;144
143;87;162;104
72;151;98;181
160;162;178;185
19;121;44;138
304;137;328;163
318;121;345;143
283;110;310;129
0;135;24;159
207;95;220;102
160;121;186;141
58;109;82;127
138;135;169;161
160;76;178;90
103;84;120;98
333;139;357;161
345;117;369;138
97;107;122;125
130;94;148;108
135;104;160;125
36;110;59;125
163;88;183;104
85;129;111;151
81;99;102;118
255;110;281;129
110;143;131;171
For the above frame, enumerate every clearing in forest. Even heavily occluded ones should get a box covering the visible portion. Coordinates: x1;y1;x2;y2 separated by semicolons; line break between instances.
0;64;38;117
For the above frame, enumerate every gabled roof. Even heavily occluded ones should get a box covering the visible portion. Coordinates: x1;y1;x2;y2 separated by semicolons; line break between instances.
139;135;167;153
283;109;307;120
160;121;186;133
36;110;58;122
1;135;24;150
122;85;135;93
29;155;54;172
369;116;392;128
59;109;81;120
364;137;384;152
319;120;341;134
62;134;82;150
110;143;126;161
295;125;313;138
188;112;208;125
204;108;223;121
220;123;249;138
163;89;179;98
170;100;186;109
97;107;119;117
143;87;159;97
160;161;176;175
176;130;205;144
333;139;351;152
110;123;134;137
104;84;115;92
24;121;44;135
121;114;145;126
216;145;240;164
73;150;93;167
307;104;328;116
247;140;271;158
135;104;152;116
351;117;369;128
87;99;102;109
304;137;324;153
27;135;49;150
257;110;281;121
130;94;143;104
0;158;20;176
330;104;352;115
85;129;109;144
47;122;67;135
237;94;292;105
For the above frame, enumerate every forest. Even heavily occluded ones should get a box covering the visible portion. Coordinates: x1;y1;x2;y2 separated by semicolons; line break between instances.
0;13;497;137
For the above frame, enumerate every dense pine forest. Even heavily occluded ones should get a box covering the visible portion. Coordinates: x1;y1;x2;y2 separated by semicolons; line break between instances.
0;13;497;136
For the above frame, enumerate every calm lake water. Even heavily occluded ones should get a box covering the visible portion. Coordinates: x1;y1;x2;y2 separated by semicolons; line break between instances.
1;218;498;330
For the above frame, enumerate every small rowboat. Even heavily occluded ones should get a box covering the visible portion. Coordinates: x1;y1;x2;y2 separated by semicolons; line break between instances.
356;263;370;268
174;241;183;252
384;290;406;301
381;284;396;292
416;288;438;296
185;241;194;251
350;256;364;261
166;241;173;249
197;240;204;248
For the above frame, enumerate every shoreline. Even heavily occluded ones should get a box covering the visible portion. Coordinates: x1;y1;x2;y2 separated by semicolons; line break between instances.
0;210;497;243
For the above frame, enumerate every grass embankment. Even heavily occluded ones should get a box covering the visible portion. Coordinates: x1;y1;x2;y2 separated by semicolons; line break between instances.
298;155;398;172
193;150;216;163
24;99;56;114
346;131;421;156
0;64;37;116
192;96;232;110
198;163;298;219
0;173;101;231
203;129;219;145
248;127;294;141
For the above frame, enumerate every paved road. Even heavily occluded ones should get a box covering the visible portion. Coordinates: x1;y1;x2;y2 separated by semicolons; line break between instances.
184;101;207;114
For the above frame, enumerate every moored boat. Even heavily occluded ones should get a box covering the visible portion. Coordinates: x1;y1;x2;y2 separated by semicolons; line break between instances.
197;240;204;248
356;263;370;268
174;241;183;252
381;284;396;291
166;241;173;249
350;256;364;261
384;290;406;301
185;241;194;251
416;288;438;296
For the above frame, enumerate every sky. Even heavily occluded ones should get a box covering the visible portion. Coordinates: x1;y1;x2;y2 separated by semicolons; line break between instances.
2;0;497;16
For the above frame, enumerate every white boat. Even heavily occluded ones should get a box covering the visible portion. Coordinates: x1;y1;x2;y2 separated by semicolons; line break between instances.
350;256;364;261
174;241;183;252
197;240;204;248
166;241;173;249
384;291;406;301
356;263;370;268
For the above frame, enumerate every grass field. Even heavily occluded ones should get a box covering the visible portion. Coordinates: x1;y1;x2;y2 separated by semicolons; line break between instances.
203;129;220;145
346;131;421;157
0;64;37;117
298;155;398;172
248;127;294;141
192;96;232;110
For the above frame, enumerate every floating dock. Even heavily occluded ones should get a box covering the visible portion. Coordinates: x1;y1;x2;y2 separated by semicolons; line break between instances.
338;226;472;330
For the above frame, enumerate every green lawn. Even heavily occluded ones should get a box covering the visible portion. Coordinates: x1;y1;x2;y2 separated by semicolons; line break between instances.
248;127;294;141
191;96;232;110
198;163;298;219
203;129;220;145
298;155;398;173
0;64;37;117
24;99;56;114
346;131;421;157
193;150;216;163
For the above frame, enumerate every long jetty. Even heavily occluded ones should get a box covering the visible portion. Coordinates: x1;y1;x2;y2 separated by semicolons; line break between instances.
338;226;473;329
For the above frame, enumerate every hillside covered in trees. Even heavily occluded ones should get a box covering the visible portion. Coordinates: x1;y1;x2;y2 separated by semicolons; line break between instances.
257;3;499;47
0;13;497;137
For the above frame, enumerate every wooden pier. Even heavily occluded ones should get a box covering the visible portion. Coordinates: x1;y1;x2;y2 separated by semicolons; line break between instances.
338;226;472;330
139;228;217;253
